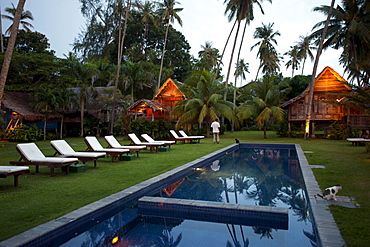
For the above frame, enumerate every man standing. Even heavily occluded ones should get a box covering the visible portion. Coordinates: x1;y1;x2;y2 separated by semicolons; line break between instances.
211;119;221;144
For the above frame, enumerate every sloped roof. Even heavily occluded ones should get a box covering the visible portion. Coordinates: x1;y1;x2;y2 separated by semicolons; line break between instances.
153;78;186;100
127;99;167;112
281;66;351;108
2;91;62;121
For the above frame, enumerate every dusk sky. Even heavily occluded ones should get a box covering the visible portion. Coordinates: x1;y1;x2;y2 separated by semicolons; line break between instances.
1;0;345;84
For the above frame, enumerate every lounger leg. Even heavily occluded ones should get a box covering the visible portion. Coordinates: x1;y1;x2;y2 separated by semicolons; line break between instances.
50;167;55;177
13;174;20;187
35;165;39;173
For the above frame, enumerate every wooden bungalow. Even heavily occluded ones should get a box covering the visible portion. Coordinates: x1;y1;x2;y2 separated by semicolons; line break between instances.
127;78;186;121
1;91;61;132
281;66;369;135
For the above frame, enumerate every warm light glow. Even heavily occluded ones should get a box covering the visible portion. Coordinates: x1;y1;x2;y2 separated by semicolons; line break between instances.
112;236;119;244
336;97;345;102
193;168;203;171
305;121;310;134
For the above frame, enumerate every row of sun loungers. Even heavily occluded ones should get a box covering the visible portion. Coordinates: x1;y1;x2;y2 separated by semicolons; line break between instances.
2;130;203;185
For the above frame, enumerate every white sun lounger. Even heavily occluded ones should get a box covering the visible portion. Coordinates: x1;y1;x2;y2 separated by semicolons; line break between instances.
50;140;106;167
141;134;175;146
104;135;146;157
85;136;130;162
128;133;165;152
0;166;29;186
179;130;205;139
10;143;78;177
170;130;202;144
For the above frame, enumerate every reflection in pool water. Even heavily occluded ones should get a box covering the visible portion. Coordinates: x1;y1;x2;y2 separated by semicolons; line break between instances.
62;146;319;247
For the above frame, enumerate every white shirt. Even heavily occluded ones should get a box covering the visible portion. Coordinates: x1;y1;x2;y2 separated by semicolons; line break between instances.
211;121;220;133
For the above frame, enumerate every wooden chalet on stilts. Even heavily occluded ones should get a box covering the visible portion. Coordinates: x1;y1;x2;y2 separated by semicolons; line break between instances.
127;78;186;121
281;66;369;136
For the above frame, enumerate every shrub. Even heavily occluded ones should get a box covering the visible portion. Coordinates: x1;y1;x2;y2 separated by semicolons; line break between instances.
327;123;352;140
6;124;43;142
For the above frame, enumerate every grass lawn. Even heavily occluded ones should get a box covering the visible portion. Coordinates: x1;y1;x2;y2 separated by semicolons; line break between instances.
0;131;369;246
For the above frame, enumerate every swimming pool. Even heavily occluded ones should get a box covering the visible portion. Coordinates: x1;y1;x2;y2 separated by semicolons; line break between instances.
1;143;345;247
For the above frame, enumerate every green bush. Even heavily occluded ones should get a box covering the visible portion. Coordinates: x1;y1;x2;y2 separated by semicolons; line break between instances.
6;124;43;142
327;123;352;140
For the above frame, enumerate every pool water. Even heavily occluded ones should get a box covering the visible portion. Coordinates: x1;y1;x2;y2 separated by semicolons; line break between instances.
62;147;319;247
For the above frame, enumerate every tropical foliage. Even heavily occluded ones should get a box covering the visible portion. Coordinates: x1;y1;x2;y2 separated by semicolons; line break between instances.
237;75;290;138
174;69;237;137
311;0;370;87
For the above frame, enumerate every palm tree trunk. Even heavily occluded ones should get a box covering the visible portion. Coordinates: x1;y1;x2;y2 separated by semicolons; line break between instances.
214;20;237;82
43;117;47;141
158;23;169;91
304;0;335;140
263;121;267;139
60;115;64;139
224;20;241;101
0;0;27;104
301;57;306;75
231;21;248;132
110;0;131;134
0;8;3;53
80;98;85;137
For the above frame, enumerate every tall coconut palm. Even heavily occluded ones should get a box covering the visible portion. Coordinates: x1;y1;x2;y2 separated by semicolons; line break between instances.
111;0;131;134
0;0;27;105
250;22;281;79
231;58;249;131
304;0;335;139
2;3;34;34
137;0;157;51
198;41;221;70
223;0;270;98
237;75;289;138
173;69;237;137
156;0;183;90
296;35;315;75
311;0;370;87
284;45;300;77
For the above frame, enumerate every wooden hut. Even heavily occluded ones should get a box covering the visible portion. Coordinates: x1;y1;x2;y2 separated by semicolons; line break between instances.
281;66;368;135
127;78;186;121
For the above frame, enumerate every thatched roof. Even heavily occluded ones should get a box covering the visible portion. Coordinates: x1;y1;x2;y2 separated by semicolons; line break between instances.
2;91;62;121
127;99;167;112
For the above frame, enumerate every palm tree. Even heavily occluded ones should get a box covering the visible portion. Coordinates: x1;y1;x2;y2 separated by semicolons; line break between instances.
296;35;315;75
56;88;77;139
122;60;153;102
284;45;300;77
156;0;183;90
0;0;27;105
304;0;335;139
237;75;289;138
223;0;270;97
198;41;221;71
173;69;237;138
311;0;369;87
64;54;97;137
32;85;60;140
231;58;249;132
137;0;157;51
250;22;281;79
2;3;34;35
